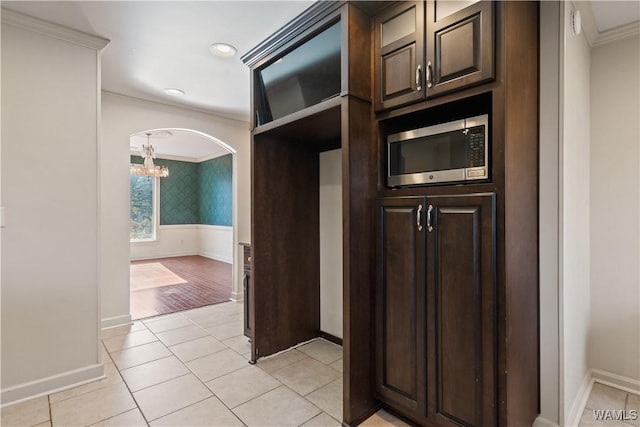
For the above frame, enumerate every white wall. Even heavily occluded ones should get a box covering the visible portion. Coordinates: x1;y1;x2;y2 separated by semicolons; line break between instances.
319;149;343;339
101;92;250;328
561;2;593;424
131;225;233;264
1;12;108;403
589;34;640;386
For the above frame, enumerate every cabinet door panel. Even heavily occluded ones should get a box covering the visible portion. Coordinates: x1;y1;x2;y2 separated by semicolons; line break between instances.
376;197;426;418
374;1;425;111
426;1;494;98
426;194;496;427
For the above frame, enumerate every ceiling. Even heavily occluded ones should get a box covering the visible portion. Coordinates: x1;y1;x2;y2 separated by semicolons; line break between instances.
2;1;637;159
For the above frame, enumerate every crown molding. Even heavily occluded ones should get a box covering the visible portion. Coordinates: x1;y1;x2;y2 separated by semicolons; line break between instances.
571;1;639;47
593;20;640;46
1;8;109;50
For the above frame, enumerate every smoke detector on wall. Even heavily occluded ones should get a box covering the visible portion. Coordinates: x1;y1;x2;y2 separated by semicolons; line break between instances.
570;9;582;36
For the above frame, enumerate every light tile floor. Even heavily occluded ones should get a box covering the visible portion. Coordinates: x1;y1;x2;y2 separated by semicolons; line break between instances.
0;301;405;427
580;383;639;427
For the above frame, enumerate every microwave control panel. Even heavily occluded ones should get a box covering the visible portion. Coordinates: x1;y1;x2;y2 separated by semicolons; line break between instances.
468;127;486;167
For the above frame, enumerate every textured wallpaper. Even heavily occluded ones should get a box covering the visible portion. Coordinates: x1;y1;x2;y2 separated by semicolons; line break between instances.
199;155;232;226
130;154;232;226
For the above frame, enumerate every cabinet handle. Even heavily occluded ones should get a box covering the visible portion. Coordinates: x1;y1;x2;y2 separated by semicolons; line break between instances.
415;65;422;91
426;61;433;89
243;274;248;291
427;204;433;232
417;204;423;232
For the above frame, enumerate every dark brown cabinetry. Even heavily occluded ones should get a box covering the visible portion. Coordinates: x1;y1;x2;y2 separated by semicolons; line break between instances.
376;197;426;420
376;194;496;427
374;1;495;111
374;2;539;426
374;1;425;110
241;244;251;339
243;2;379;424
425;1;494;97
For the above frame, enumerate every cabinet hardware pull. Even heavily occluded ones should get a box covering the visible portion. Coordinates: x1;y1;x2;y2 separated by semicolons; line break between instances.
417;204;423;231
426;61;433;89
416;65;422;91
427;204;433;232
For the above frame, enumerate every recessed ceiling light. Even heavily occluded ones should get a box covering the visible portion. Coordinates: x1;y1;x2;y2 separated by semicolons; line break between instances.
209;43;237;58
164;88;185;97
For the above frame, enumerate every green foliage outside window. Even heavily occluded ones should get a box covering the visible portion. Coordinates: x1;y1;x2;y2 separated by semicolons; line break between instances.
130;174;154;240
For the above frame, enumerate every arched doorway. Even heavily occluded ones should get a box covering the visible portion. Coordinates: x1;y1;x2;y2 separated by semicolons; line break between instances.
127;128;237;319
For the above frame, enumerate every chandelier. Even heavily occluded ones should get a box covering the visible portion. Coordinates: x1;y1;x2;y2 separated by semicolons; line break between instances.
130;133;169;178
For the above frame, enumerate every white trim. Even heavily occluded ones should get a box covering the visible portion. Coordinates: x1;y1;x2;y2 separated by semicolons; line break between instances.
130;250;199;261
230;290;244;301
572;2;640;47
592;369;640;395
567;372;594;427
159;224;200;230
101;314;132;330
593;21;640;47
129;151;230;164
197;224;233;232
0;364;104;407
196;152;231;163
533;416;560;427
1;8;109;50
199;251;233;264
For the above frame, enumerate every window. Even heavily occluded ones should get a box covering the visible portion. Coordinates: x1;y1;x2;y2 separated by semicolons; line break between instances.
130;174;157;241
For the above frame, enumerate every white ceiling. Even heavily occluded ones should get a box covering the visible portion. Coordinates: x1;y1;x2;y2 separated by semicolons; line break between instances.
2;1;637;159
590;1;640;32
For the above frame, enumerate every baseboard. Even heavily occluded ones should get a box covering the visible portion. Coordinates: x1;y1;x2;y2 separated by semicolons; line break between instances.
1;363;104;407
130;251;198;261
533;415;560;427
230;290;244;301
199;251;232;264
567;370;594;427
101;314;132;330
319;331;343;346
592;369;640;395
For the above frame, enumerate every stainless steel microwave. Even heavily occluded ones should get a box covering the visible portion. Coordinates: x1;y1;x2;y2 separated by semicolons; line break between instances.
387;114;489;187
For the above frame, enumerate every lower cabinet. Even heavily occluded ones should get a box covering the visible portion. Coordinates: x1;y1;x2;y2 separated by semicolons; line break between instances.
376;193;496;426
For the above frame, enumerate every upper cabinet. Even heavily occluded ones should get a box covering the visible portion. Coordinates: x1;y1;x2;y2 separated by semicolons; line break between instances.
253;21;342;127
374;1;425;110
244;2;376;131
374;0;495;111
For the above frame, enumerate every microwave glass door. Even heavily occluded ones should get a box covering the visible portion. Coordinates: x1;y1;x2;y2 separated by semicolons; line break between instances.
389;128;473;176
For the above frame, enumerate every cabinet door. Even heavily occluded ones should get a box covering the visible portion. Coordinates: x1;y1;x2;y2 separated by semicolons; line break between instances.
425;194;496;427
374;1;425;111
375;197;427;420
425;1;494;98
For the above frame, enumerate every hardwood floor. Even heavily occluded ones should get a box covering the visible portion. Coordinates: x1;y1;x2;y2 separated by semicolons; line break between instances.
130;255;232;320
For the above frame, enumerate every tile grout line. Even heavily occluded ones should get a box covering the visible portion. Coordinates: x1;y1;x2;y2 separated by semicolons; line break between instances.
112;305;247;424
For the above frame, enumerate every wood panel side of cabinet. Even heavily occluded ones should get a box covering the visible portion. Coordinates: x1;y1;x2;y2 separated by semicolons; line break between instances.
502;2;540;425
251;135;321;360
342;96;378;425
